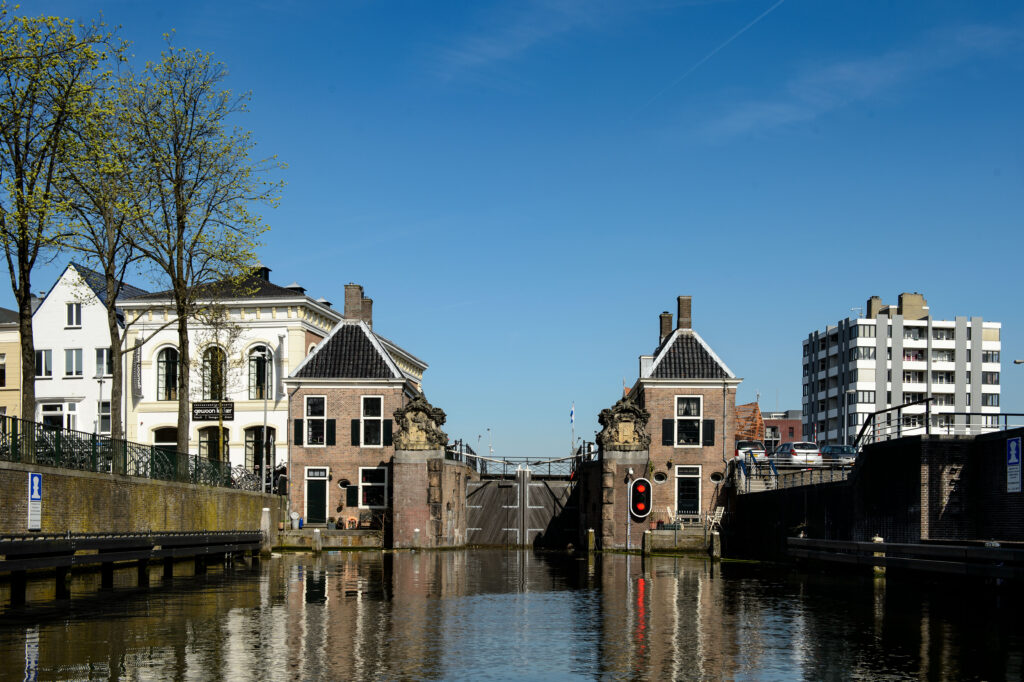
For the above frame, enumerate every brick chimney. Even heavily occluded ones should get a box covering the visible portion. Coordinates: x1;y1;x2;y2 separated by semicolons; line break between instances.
659;311;673;343
361;297;373;329
677;296;692;330
344;283;364;320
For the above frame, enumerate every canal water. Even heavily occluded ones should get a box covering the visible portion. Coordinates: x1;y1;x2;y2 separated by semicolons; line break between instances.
0;550;1021;680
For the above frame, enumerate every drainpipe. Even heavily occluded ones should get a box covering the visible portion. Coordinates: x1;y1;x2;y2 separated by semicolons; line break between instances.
722;380;728;464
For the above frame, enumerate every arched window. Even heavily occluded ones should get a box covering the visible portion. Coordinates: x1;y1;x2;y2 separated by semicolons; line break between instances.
156;348;179;401
202;347;226;400
199;426;229;461
248;345;272;400
245;425;276;473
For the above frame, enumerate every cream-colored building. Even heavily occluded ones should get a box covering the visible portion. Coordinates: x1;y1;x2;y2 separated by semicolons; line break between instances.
118;267;342;486
0;306;20;418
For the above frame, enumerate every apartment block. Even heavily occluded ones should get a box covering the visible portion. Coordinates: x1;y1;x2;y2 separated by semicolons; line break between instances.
802;293;1001;444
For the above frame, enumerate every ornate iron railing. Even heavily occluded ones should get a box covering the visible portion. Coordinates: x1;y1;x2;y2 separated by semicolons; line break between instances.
0;416;243;490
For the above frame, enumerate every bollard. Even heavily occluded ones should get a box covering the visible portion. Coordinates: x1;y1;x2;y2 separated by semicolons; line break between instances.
313;528;322;554
642;530;651;555
586;528;596;554
872;535;885;575
710;531;722;559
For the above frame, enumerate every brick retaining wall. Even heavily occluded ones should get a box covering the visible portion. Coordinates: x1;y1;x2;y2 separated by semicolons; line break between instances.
0;460;286;537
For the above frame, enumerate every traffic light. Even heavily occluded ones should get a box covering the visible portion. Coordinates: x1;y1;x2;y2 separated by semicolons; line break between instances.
629;478;652;518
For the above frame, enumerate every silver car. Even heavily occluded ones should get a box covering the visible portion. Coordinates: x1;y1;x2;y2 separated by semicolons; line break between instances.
820;444;858;465
773;442;822;466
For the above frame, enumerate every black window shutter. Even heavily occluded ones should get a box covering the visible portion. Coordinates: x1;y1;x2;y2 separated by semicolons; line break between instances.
326;419;336;446
702;419;715;446
346;486;359;507
383;419;393;447
293;419;303;446
351;419;360;446
662;419;674;446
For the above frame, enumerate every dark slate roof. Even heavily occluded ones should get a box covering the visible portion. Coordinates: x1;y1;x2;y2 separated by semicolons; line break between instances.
70;262;149;303
651;331;730;379
293;323;395;379
0;306;17;324
121;271;306;303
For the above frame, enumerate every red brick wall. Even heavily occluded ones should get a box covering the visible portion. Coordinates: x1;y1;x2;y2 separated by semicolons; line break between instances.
288;385;406;523
642;384;735;523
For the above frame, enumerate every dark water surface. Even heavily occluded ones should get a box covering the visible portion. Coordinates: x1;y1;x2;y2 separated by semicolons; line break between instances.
1;550;1022;680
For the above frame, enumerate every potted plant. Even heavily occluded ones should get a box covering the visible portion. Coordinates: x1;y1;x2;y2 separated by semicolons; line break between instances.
326;516;336;530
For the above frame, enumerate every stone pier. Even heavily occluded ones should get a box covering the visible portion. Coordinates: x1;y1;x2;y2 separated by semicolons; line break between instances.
596;396;654;551
389;396;471;549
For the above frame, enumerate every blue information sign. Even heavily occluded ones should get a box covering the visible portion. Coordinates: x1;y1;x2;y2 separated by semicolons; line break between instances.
1008;437;1021;494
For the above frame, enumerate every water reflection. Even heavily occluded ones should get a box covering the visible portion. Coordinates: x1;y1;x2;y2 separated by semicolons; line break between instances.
1;551;1021;680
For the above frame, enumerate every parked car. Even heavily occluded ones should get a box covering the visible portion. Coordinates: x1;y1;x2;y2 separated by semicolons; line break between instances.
735;440;767;460
820;444;858;465
772;442;822;466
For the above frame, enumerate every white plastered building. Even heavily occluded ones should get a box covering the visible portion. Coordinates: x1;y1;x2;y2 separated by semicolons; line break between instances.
31;263;148;433
118;267;341;481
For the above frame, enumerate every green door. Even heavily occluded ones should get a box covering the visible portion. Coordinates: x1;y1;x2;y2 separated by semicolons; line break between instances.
306;480;327;523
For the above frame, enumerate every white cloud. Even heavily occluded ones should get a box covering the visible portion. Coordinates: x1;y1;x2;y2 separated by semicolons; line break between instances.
705;23;1021;138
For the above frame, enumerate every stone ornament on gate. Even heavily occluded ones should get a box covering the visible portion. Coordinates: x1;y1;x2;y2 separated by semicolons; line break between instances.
393;395;449;451
596;395;651;451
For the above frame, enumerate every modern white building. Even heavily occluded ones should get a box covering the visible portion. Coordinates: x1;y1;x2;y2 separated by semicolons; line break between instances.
31;263;148;433
802;293;1002;445
118;266;342;485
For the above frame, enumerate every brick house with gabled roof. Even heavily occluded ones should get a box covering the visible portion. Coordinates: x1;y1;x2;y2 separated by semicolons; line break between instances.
632;296;741;526
283;284;428;527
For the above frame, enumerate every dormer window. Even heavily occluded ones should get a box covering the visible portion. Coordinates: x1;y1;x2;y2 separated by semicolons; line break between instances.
66;303;81;327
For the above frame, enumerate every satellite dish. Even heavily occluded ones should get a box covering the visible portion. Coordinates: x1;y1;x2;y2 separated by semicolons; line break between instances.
290;511;299;520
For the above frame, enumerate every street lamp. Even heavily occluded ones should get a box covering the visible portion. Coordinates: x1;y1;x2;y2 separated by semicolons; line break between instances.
1014;359;1024;365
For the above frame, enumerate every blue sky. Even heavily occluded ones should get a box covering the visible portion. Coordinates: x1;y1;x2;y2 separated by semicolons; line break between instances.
10;0;1024;456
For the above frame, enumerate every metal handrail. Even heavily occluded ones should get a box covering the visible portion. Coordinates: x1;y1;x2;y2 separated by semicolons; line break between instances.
0;415;260;491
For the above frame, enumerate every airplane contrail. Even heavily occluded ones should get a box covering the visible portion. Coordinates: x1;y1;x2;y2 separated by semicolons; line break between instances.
639;0;787;111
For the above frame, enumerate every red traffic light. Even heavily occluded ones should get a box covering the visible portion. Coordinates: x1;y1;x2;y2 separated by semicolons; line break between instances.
629;478;652;518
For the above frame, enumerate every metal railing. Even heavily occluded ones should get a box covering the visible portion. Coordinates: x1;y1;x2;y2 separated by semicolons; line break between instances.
0;416;260;490
733;454;851;494
853;399;1023;446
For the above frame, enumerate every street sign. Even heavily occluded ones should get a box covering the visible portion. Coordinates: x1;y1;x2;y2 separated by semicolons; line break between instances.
1008;437;1021;494
28;473;41;531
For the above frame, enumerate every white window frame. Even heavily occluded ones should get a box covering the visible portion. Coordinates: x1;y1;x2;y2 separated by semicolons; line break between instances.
674;395;703;448
97;400;111;434
305;395;326;448
674;464;702;518
304;466;330;523
35;349;52;378
95;347;113;377
358;466;388;509
64;348;83;377
66;302;81;327
360;395;384;448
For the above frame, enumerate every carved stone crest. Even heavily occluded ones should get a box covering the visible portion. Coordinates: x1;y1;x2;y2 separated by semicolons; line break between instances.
596;395;651;451
393;395;449;450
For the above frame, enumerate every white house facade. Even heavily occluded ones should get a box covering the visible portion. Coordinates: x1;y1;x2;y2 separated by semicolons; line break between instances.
118;267;342;486
32;263;148;434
